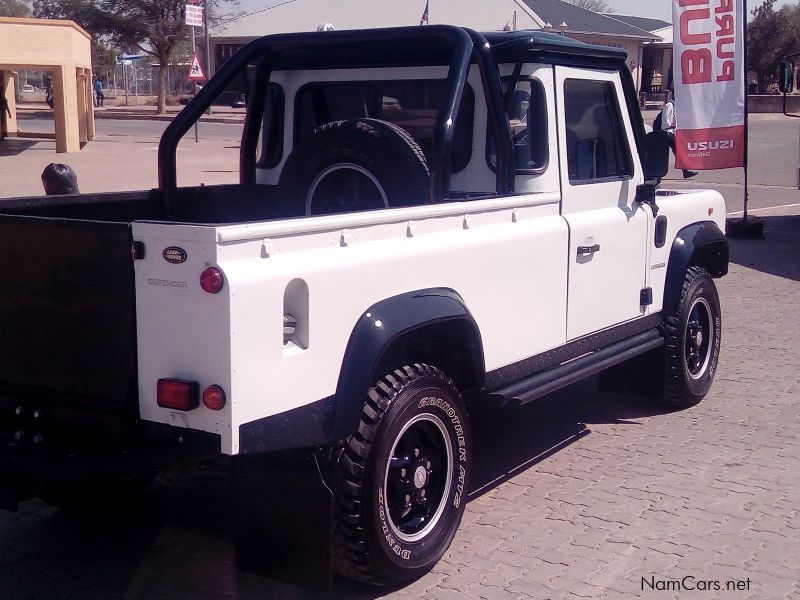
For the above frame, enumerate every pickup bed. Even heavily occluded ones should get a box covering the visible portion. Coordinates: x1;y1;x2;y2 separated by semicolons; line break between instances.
0;26;728;589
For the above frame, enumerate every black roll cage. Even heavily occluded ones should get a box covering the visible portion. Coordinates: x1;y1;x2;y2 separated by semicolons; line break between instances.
159;26;514;213
158;26;633;215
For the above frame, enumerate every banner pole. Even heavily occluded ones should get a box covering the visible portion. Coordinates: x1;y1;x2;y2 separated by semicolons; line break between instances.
727;0;764;238
742;0;749;222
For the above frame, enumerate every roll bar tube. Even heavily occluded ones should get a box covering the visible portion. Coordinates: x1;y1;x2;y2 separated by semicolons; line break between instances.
468;31;515;196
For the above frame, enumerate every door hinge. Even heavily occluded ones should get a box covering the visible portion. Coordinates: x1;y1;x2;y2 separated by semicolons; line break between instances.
640;287;653;306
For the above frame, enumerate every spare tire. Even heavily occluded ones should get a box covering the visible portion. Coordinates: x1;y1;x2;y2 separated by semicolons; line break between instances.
279;118;430;215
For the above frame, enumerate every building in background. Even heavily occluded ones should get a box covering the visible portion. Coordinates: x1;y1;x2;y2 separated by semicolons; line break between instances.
209;0;658;93
1;17;95;153
613;15;672;102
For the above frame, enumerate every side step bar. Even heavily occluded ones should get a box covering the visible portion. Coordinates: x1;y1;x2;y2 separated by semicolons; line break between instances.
487;329;665;408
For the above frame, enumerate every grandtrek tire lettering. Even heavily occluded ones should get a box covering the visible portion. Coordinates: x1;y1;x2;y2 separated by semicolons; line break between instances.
418;397;468;462
328;364;471;586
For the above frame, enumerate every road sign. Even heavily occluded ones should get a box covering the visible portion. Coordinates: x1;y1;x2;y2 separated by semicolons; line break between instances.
186;3;203;27
188;52;205;80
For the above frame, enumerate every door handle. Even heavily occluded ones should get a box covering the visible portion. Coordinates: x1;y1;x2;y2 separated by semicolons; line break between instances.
577;244;601;257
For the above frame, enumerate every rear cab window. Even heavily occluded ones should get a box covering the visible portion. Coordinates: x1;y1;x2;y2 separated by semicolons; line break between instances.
487;77;549;174
295;80;475;173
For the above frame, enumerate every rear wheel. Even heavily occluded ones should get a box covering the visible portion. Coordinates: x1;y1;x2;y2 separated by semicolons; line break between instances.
330;364;470;586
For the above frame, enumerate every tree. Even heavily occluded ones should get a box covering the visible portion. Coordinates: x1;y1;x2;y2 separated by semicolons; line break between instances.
97;0;188;114
32;0;118;73
748;0;785;92
33;0;233;114
0;0;32;17
568;0;614;14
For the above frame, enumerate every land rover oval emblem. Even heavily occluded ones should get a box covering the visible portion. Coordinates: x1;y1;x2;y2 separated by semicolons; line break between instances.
163;247;187;264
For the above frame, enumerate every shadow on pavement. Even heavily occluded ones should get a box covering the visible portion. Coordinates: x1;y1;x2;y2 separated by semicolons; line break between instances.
0;139;39;157
0;379;673;600
729;215;800;282
468;377;675;500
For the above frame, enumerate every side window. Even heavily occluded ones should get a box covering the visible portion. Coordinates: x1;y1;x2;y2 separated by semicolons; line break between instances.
488;77;549;173
295;81;474;173
256;83;285;169
563;79;633;183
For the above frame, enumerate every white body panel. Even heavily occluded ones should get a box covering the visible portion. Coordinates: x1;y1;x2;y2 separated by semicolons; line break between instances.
645;189;727;314
133;62;726;456
134;195;568;454
555;66;649;340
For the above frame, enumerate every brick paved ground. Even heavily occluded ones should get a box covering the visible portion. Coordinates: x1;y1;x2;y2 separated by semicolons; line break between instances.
1;210;798;600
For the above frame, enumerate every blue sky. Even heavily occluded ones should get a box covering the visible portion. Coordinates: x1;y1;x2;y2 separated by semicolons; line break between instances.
232;0;797;25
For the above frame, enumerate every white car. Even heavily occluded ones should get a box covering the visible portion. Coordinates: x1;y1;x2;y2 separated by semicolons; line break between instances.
0;26;728;590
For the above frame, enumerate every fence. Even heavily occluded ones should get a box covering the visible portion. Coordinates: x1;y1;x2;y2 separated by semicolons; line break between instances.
14;63;191;105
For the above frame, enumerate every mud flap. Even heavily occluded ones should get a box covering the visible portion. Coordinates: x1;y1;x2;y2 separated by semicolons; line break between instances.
234;449;333;590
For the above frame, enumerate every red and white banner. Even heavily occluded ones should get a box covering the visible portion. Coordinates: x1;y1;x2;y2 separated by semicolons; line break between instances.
672;0;745;170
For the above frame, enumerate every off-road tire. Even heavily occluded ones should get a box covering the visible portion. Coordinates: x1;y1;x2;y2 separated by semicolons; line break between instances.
329;364;471;586
278;118;430;215
663;266;722;407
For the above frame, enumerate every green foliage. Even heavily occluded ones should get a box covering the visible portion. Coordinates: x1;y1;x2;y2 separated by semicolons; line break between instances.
568;0;614;14
0;0;32;17
30;0;232;114
748;0;780;92
32;0;97;28
748;0;800;93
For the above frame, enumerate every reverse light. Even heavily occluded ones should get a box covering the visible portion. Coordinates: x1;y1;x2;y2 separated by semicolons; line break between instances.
203;385;226;411
157;379;199;411
200;267;224;294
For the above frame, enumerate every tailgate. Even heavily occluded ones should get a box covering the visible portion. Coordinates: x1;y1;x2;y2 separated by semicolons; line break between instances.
0;215;137;407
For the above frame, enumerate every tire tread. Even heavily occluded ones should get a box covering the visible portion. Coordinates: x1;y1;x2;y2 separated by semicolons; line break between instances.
328;363;456;586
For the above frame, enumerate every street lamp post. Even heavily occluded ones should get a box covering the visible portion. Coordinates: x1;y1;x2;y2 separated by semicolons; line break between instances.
559;21;568;35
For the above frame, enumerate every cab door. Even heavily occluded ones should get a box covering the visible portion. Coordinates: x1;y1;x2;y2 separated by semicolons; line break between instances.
556;66;649;340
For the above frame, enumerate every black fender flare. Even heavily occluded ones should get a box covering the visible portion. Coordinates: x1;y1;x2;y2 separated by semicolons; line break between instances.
663;221;729;316
327;288;484;442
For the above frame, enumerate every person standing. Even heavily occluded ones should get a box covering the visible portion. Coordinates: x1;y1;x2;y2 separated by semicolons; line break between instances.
656;92;697;179
94;77;105;107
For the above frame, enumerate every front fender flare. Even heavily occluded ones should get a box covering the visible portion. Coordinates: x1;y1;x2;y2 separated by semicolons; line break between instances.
663;221;729;316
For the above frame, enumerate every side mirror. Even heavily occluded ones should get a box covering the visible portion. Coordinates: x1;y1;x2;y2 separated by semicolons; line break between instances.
779;60;795;94
643;131;670;181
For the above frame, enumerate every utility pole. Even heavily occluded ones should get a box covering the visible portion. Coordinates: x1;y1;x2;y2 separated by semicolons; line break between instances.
204;0;212;115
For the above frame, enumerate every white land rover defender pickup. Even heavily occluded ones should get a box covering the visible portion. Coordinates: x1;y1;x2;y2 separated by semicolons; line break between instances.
0;26;728;588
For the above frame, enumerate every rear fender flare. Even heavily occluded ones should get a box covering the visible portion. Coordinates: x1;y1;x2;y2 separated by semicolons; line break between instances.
328;288;484;441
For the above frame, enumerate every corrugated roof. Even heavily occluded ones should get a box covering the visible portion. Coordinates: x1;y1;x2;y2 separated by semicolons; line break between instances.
215;0;543;39
650;26;673;44
517;0;659;40
610;15;671;34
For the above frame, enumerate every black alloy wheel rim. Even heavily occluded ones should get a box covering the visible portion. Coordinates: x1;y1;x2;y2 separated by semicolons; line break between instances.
384;413;453;543
685;297;713;380
306;164;388;214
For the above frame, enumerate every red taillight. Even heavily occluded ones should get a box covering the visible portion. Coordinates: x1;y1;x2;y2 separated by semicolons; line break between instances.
203;385;226;411
200;267;224;294
157;379;199;411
